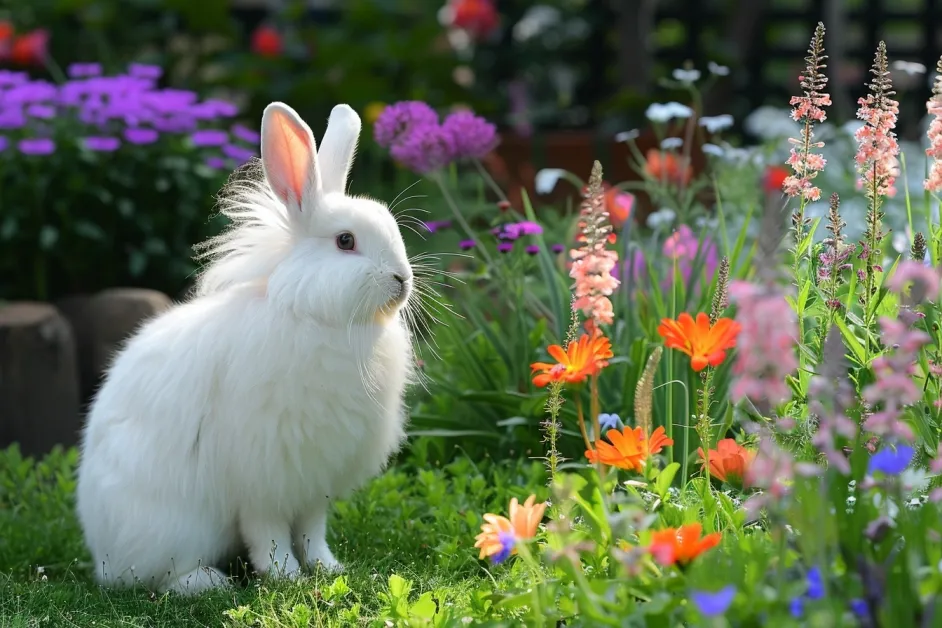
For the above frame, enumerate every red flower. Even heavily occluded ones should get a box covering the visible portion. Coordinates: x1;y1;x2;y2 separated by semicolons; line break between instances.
450;0;499;40
0;21;13;59
251;24;283;57
10;29;48;66
763;165;789;195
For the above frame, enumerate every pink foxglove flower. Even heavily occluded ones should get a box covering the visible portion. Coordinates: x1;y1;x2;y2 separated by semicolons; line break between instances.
570;162;619;326
783;23;830;203
925;56;942;192
854;41;900;201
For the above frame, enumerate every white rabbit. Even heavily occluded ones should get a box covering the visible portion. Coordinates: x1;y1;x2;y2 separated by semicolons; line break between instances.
75;102;415;594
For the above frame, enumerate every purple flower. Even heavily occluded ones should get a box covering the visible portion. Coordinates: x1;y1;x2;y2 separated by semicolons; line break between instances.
691;585;736;617
850;599;868;618
441;110;498;160
0;70;29;86
497;241;514;253
551;244;565;254
68;63;102;78
0;109;26;130
231;124;260;144
0;136;8;152
806;566;824;600
491;530;515;563
789;597;803;618
389;123;456;174
127;63;163;80
206;156;227;169
612;248;647;285
525;245;539;255
422;220;452;233
83;137;121;152
123;128;159;145
222;143;256;164
459;239;476;250
496;221;543;240
664;224;718;289
153;116;196;133
17;138;56;155
868;444;914;475
190;130;229;147
598;413;620;431
373;101;439;148
26;104;56;119
201;99;239;118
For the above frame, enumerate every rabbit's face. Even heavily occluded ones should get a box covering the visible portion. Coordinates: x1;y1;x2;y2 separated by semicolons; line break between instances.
270;192;412;326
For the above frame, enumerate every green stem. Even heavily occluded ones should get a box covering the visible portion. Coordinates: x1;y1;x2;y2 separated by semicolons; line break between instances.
432;172;495;267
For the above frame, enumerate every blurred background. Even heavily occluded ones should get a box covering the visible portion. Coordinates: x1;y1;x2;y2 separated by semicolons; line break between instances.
2;0;942;456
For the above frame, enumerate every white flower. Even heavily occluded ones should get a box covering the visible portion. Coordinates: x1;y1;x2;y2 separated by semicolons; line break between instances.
660;137;683;150
743;105;799;140
672;68;701;84
708;61;730;76
513;5;561;42
695;216;718;229
614;129;640;143
646;208;676;229
699;114;734;133
645;101;694;123
891;60;926;76
892;232;909;254
534;168;565;195
701;142;725;157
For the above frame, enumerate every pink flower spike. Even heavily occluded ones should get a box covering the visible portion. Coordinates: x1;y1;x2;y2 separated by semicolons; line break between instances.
925;56;942;192
854;41;900;203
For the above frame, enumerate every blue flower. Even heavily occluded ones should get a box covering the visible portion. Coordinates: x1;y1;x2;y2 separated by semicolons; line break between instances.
868;444;915;475
598;413;621;432
806;566;824;600
691;585;736;616
789;597;803;618
491;530;516;564
850;598;868;618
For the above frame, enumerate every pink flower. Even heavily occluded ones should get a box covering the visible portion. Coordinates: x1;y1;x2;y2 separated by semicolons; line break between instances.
570;163;620;326
854;42;900;201
886;260;940;303
728;281;799;410
925;57;942;192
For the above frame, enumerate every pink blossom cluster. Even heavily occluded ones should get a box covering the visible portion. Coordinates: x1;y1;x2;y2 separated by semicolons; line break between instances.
743;429;796;518
931;444;942;502
861;312;930;441
886;260;941;304
808;371;857;474
925;70;942;192
727;281;799;409
570;167;620;326
854;89;900;200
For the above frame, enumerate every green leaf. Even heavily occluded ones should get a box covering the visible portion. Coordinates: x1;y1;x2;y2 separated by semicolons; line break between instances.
833;316;866;366
654;462;680;499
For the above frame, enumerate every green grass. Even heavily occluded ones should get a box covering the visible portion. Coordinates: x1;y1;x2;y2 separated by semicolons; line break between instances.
0;445;548;627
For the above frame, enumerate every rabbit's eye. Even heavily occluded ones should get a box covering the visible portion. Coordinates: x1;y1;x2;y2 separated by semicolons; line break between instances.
336;232;356;251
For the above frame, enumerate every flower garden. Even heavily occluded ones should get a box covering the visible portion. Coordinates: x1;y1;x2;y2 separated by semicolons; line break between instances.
3;5;942;627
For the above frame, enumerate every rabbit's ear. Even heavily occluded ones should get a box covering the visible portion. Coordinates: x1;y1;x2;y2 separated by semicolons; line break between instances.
261;102;320;212
318;104;361;195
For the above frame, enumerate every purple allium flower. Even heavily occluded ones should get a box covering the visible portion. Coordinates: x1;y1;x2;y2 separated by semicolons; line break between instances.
459;239;476;250
68;63;102;78
127;63;163;80
597;413;620;431
491;530;515;563
17;138;56;155
373;101;439;148
525;245;539;255
691;585;736;617
26;104;56;119
441;110;498;160
206;157;227;169
0;109;26;130
123;128;159;145
83;136;121;152
231;123;260;144
389;123;456;174
551;244;565;254
190;130;229;147
868;444;914;475
497;241;514;253
422;220;452;233
806;566;824;600
222;143;256;164
497;221;543;240
0;70;29;86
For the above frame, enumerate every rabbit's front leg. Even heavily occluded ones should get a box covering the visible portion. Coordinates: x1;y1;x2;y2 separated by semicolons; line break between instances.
241;515;302;579
295;506;342;571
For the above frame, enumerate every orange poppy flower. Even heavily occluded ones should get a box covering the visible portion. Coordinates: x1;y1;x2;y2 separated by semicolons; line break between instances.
531;332;613;387
585;425;674;472
698;438;755;485
604;187;634;229
644;148;693;187
657;312;741;372
647;523;721;566
474;495;546;561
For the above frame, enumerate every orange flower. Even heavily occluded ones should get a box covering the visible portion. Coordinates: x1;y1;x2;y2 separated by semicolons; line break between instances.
531;332;613;387
644;148;693;187
698;439;755;485
647;523;721;566
657;312;741;372
604;187;634;229
585;425;673;472
474;495;546;561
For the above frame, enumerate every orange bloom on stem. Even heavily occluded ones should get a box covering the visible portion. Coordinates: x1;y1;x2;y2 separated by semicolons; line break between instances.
647;523;721;566
657;312;741;372
531;332;613;387
585;425;673;472
474;495;546;560
644;149;693;187
698;438;755;485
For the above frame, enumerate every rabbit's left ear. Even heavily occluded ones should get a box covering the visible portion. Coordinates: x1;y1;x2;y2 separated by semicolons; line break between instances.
318;104;361;195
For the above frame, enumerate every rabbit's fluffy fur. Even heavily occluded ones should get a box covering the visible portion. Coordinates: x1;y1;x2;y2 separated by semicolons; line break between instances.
75;103;414;594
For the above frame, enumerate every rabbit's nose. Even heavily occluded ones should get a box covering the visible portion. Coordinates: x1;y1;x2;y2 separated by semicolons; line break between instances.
393;274;407;286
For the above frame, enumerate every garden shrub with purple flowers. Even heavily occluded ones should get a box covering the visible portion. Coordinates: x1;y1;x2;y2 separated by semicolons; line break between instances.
0;63;257;301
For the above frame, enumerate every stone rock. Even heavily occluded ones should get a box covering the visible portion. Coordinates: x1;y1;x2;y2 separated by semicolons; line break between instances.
0;302;81;456
57;288;172;403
